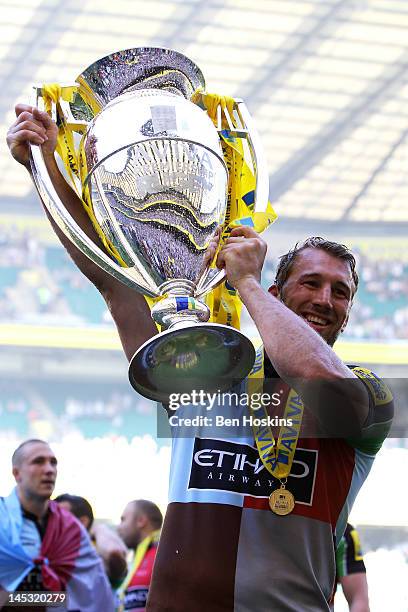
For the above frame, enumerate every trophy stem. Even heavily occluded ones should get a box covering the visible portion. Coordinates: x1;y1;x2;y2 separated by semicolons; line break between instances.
151;279;210;329
159;279;195;295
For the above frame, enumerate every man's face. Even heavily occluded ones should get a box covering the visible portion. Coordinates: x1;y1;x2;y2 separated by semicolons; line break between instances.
13;442;57;501
277;248;355;346
118;502;141;549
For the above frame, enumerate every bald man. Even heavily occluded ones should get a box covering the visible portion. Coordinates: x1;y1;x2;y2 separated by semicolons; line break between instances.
116;500;163;612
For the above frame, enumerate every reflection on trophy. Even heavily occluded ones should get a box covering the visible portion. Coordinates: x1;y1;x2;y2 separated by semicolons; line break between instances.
29;47;270;401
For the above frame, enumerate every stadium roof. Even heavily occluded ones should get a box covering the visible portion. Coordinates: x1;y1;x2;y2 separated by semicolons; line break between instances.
1;0;408;225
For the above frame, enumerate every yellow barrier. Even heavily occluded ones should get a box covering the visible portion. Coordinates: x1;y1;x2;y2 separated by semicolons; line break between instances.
0;324;120;351
0;324;407;365
335;341;408;365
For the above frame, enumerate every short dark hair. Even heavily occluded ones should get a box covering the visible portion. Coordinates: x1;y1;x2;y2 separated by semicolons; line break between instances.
274;237;359;294
12;439;50;468
55;494;94;528
133;499;163;530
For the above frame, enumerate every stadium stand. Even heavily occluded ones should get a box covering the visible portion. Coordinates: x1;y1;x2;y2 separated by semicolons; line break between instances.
1;221;407;340
0;378;160;442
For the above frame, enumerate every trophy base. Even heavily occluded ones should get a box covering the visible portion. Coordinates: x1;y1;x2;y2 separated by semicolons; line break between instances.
128;323;256;402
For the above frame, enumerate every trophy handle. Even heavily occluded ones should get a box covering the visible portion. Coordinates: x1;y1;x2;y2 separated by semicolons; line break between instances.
195;267;225;298
196;99;270;298
29;87;159;297
217;99;270;214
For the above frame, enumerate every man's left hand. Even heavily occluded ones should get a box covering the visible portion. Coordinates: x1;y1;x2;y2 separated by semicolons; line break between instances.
216;226;267;290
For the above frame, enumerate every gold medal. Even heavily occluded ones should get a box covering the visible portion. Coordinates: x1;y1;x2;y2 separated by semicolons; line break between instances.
269;485;295;516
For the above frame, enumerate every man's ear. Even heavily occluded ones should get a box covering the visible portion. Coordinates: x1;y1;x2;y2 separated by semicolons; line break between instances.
12;466;20;482
137;514;147;529
268;284;279;298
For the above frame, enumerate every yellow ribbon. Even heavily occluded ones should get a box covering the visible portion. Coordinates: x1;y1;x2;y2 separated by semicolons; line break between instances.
247;339;303;481
250;385;304;480
193;91;277;330
42;84;81;188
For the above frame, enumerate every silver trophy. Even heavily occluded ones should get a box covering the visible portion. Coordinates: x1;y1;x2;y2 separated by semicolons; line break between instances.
29;47;269;402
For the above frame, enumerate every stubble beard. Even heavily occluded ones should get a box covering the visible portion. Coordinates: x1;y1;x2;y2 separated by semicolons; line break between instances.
279;290;339;347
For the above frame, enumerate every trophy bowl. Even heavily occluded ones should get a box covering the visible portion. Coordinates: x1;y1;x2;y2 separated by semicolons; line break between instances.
29;47;269;402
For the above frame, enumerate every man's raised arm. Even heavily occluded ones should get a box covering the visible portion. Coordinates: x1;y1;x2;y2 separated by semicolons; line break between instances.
217;226;370;436
6;104;156;360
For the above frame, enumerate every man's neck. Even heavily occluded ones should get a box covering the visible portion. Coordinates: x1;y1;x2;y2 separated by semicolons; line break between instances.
17;488;49;521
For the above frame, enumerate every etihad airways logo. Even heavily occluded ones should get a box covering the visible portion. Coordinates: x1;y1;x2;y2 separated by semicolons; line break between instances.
188;438;317;505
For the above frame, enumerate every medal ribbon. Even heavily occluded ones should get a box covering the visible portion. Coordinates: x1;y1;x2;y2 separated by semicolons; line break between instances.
247;342;304;479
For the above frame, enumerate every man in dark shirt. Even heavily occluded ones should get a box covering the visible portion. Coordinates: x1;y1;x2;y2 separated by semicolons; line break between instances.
4;439;58;603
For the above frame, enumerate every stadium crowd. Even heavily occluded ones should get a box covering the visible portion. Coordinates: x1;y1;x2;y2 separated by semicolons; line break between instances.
0;385;156;442
1;224;407;339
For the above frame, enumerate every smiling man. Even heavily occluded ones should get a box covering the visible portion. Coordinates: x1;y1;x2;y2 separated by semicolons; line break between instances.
0;439;114;612
7;106;394;611
271;238;356;346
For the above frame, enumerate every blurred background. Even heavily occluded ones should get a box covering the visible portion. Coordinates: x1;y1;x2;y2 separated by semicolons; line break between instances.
0;0;407;609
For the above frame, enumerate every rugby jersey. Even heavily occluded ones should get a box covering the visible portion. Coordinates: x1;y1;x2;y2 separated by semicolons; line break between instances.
119;536;159;612
147;362;392;611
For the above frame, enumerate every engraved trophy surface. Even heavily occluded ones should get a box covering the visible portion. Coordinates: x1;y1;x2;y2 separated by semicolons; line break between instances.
29;48;269;402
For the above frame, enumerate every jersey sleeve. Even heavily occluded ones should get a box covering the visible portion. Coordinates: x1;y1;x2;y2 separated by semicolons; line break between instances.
346;366;394;455
336;524;366;579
